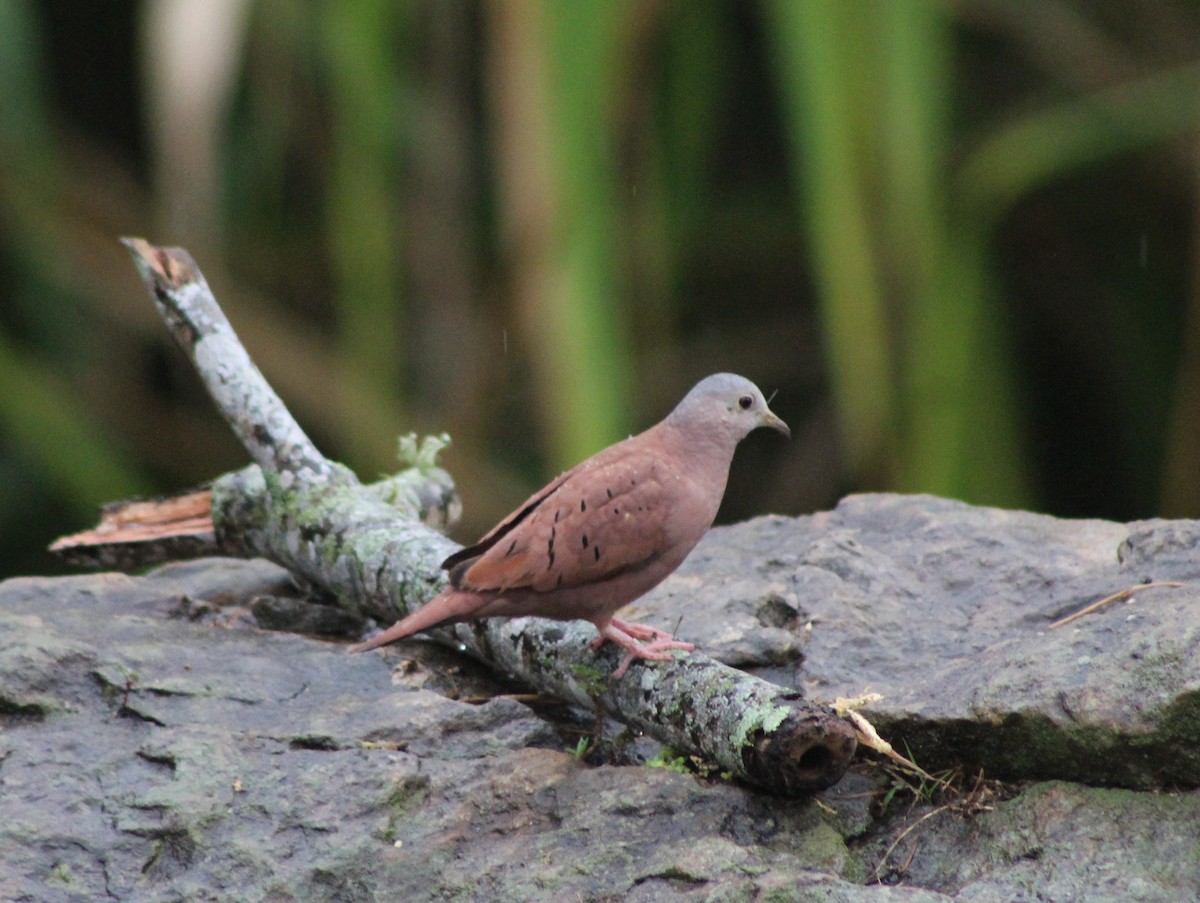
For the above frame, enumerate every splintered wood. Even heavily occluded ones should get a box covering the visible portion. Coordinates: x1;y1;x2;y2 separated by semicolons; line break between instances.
50;490;217;569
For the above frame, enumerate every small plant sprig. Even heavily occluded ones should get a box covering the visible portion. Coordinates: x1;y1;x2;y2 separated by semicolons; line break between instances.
872;768;1001;884
570;736;591;760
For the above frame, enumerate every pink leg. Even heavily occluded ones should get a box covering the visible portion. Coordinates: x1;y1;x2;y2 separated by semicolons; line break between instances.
589;621;695;679
608;617;677;643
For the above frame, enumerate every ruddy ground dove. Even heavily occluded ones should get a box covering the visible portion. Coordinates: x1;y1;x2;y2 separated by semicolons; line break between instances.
350;373;789;677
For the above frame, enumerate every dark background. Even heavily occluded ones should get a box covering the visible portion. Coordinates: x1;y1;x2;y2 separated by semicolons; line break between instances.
3;0;1199;578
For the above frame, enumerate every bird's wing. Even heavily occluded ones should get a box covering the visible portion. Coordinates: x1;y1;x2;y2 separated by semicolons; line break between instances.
441;470;574;574
455;445;681;593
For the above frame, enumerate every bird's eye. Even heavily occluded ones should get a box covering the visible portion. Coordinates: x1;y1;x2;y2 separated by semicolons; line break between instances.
738;395;753;410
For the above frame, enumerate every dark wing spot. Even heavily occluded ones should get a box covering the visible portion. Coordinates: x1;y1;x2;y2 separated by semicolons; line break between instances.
506;539;517;556
581;534;589;548
613;507;619;515
554;509;561;523
448;558;475;589
547;549;556;570
594;546;601;561
580;499;587;512
556;573;563;587
606;488;613;499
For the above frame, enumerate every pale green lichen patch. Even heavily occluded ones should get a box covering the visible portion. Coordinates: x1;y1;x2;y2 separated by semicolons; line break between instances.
733;702;792;749
46;862;73;887
347;526;402;565
760;705;790;734
379;773;430;844
396;433;451;471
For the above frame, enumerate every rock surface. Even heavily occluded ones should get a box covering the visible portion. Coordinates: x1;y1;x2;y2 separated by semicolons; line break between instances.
647;494;1200;788
3;494;1199;901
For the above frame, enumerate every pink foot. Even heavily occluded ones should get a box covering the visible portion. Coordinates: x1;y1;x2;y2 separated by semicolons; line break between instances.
590;621;695;679
609;617;677;643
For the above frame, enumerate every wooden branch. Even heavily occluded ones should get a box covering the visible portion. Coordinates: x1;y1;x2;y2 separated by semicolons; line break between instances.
122;237;337;484
98;237;857;795
50;489;218;570
49;455;462;570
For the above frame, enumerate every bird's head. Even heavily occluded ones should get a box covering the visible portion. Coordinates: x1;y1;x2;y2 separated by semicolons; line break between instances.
666;373;790;446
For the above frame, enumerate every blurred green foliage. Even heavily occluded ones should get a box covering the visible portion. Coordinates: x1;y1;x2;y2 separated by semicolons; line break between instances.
2;0;1200;578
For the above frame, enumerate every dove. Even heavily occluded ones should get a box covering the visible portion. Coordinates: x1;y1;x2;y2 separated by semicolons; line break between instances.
350;373;789;678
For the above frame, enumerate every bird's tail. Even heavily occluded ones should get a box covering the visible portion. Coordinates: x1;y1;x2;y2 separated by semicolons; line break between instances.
348;589;481;654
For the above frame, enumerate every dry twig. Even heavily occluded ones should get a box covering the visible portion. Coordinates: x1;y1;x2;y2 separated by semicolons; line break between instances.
1049;581;1181;629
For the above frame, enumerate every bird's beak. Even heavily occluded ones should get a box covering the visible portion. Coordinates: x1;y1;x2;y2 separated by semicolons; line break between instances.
761;409;790;438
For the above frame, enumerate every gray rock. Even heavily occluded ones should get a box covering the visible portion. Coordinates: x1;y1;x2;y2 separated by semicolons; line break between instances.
645;494;1200;788
858;781;1200;902
3;495;1199;901
0;560;853;902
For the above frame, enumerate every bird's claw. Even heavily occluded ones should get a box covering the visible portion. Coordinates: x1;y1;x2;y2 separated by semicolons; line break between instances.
594;621;695;679
608;616;676;643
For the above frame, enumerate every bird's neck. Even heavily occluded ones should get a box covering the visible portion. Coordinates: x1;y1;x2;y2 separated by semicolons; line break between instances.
652;420;738;485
